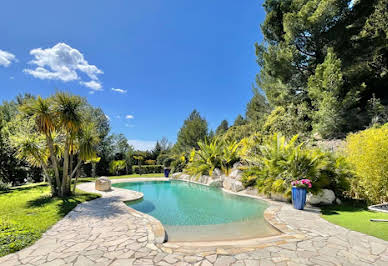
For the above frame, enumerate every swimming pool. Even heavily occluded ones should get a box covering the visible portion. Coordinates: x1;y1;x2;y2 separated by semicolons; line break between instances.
113;180;279;241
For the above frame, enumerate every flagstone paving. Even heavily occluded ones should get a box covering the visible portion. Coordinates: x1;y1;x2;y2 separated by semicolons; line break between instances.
1;178;388;266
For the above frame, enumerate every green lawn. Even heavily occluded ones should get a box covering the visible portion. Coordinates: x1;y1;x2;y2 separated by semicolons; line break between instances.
0;184;100;257
321;202;388;241
76;173;164;183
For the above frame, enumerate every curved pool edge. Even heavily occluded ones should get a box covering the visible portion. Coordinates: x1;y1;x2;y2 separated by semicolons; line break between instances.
78;177;306;247
77;177;168;244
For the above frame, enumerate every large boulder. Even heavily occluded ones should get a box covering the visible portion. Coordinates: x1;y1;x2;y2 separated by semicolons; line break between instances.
171;172;182;179
307;189;335;205
212;168;222;178
208;178;223;187
223;177;244;192
223;177;233;190
231;180;244;192
229;169;242;180
95;177;111;191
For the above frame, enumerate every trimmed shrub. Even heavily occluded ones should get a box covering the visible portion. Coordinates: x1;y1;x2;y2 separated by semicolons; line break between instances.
132;165;163;174
345;124;388;203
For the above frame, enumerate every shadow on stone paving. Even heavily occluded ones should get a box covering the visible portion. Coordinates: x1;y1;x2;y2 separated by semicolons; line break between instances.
64;196;130;220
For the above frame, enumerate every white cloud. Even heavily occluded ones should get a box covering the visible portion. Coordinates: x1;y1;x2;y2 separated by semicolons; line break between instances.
127;139;156;151
0;49;17;67
105;114;110;120
24;42;103;89
80;80;103;91
111;88;127;94
125;115;134;119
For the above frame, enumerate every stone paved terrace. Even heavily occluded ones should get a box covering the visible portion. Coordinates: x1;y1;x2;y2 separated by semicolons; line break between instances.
1;177;388;266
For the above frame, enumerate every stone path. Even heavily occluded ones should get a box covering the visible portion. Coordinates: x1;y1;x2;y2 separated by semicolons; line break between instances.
1;178;388;266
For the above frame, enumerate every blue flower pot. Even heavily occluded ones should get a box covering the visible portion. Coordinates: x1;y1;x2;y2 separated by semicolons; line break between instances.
164;169;171;177
292;187;307;210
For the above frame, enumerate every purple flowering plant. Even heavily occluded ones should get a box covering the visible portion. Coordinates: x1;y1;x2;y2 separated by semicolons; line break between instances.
291;179;312;189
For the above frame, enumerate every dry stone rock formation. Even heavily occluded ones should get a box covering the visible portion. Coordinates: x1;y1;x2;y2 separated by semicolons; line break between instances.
95;176;111;191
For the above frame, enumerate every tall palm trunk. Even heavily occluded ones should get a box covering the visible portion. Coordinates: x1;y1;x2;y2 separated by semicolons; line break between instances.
62;137;70;196
69;151;74;194
72;159;83;194
46;134;60;196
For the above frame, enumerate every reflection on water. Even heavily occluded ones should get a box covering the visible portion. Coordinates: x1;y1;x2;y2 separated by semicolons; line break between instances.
130;198;156;213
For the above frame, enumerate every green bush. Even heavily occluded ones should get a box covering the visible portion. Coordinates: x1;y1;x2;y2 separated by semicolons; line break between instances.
170;153;187;173
132;165;163;174
184;138;241;176
345;124;388;203
0;181;9;192
241;133;351;198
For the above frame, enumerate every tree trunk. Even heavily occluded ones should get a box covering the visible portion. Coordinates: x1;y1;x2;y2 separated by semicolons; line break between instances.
41;163;54;195
71;159;83;194
69;152;74;190
46;134;60;196
92;162;96;178
62;137;70;196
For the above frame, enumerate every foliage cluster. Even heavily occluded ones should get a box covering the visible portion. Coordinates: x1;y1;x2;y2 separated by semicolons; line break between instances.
241;134;351;198
184;138;241;177
132;165;163;175
345;124;388;203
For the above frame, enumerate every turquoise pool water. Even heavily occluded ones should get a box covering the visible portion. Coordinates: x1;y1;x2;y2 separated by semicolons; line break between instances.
113;180;279;241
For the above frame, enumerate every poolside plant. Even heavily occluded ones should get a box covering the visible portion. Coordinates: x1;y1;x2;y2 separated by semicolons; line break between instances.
14;92;101;197
184;137;241;177
241;133;351;198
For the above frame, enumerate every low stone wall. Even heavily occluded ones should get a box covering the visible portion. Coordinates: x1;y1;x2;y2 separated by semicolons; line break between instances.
171;164;245;193
172;169;338;205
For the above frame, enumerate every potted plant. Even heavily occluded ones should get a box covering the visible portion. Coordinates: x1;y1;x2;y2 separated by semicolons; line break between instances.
163;158;173;177
291;179;312;210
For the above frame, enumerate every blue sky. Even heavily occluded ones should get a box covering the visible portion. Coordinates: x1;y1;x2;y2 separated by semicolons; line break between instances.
0;0;265;150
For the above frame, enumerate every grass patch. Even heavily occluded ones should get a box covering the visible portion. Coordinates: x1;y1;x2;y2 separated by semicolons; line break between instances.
76;173;164;183
0;184;99;257
321;201;388;241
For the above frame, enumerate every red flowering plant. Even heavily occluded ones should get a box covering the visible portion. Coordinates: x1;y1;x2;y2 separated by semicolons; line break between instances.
291;179;312;189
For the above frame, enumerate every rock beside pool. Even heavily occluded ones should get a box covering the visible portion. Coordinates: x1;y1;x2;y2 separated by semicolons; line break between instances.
199;175;210;184
231;180;244;192
307;189;335;205
229;168;242;180
95;177;111;191
223;177;244;192
208;178;223;187
212;168;222;177
171;172;182;179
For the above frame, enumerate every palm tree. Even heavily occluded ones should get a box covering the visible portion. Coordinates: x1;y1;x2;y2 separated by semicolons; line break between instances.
53;92;84;196
13;134;55;193
21;96;61;195
71;123;100;193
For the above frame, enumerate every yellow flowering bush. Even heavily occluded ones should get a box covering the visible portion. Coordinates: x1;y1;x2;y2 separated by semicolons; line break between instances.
345;124;388;203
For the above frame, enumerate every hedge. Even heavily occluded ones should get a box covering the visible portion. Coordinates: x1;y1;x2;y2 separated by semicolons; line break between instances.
132;165;163;174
